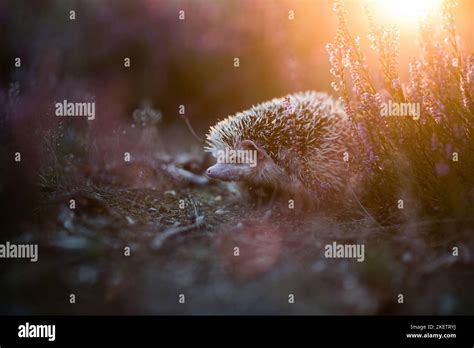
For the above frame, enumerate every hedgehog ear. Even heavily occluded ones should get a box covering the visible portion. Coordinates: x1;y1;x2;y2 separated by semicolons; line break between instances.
240;139;271;162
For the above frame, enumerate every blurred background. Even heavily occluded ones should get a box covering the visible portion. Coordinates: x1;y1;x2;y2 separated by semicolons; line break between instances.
2;0;472;128
1;0;473;156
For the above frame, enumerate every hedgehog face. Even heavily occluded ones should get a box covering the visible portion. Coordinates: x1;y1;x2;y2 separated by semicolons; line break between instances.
206;140;279;184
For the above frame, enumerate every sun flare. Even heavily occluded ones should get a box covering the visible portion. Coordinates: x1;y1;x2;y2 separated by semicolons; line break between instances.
371;0;442;24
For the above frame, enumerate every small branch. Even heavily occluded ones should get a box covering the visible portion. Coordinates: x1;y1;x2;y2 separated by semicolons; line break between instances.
348;186;382;227
183;116;204;142
152;196;205;250
161;163;209;185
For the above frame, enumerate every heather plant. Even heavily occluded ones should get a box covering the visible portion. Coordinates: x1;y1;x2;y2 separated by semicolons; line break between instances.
327;0;474;222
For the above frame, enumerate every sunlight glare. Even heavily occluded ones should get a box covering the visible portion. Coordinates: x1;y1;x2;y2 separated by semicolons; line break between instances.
372;0;442;24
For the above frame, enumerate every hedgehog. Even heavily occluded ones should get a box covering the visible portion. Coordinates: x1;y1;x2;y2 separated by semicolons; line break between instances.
204;91;354;207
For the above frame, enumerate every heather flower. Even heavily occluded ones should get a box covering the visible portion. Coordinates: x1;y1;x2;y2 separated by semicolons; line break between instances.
435;162;450;177
356;122;377;165
328;0;474;218
452;124;462;138
319;182;331;189
445;144;452;158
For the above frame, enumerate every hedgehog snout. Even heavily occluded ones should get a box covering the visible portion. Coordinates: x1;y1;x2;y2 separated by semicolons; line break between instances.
206;162;251;182
206;166;218;178
205;164;218;178
206;163;232;181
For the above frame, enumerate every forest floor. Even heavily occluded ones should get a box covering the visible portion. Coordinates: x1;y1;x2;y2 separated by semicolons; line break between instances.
1;130;473;315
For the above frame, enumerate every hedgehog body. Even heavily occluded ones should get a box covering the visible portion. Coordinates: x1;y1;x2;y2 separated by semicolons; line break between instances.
205;91;353;206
